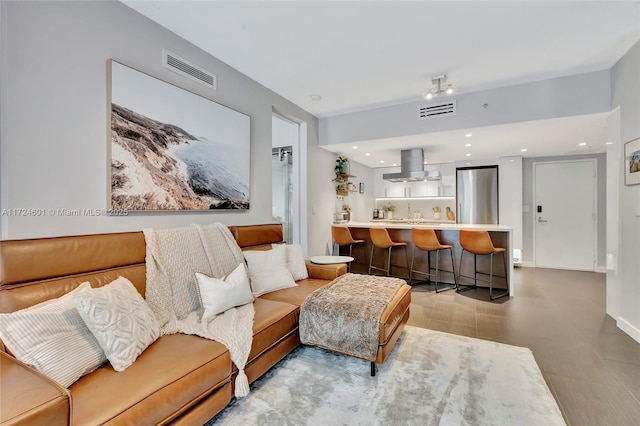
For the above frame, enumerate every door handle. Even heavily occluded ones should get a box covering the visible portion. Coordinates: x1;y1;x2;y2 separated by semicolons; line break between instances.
537;217;548;223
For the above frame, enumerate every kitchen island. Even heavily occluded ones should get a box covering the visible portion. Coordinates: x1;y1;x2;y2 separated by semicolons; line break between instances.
333;221;514;297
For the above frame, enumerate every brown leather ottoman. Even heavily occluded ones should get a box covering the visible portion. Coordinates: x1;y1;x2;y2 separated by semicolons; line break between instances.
299;273;411;376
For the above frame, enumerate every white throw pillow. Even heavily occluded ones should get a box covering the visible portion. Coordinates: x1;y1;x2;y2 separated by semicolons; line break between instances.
243;244;297;296
272;243;309;281
73;276;160;372
195;263;254;319
0;282;107;388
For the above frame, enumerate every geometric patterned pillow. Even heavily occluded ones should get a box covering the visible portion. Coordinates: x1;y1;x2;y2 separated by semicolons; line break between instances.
73;276;160;372
0;282;107;388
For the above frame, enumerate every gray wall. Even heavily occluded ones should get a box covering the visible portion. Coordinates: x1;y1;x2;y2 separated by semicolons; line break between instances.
320;70;611;146
0;1;327;253
609;40;640;340
521;154;607;268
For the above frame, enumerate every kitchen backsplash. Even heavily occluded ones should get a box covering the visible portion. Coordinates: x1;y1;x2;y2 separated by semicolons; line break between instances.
375;198;456;221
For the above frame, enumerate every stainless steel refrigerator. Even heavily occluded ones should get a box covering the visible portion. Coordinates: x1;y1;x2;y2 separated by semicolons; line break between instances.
456;166;499;224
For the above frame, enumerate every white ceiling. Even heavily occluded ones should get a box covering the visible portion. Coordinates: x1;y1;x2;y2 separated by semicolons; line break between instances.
122;1;640;166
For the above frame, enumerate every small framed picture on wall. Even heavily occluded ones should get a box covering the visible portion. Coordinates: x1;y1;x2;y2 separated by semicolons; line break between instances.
625;137;640;185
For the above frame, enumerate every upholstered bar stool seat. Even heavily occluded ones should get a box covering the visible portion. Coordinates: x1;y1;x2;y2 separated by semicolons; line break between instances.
458;230;509;300
368;228;409;277
409;228;457;292
331;226;365;271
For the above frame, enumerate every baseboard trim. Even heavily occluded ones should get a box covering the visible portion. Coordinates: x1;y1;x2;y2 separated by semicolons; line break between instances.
617;317;640;344
517;262;605;272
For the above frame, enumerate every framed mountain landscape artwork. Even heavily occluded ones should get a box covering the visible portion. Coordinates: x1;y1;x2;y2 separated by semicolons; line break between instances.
107;60;250;211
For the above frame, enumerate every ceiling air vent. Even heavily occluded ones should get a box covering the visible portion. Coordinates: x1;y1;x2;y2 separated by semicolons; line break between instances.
417;100;456;120
162;49;217;90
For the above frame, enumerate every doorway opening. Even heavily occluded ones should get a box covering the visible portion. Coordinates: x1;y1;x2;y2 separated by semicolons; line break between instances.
272;113;306;248
272;146;293;243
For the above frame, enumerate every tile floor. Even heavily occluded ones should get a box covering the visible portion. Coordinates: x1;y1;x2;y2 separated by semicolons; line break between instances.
405;267;640;426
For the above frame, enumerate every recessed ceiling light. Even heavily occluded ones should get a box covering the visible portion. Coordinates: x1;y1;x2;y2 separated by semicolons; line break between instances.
465;143;471;147
606;142;613;145
393;163;397;166
465;133;472;138
465;153;471;157
310;94;322;101
365;152;371;156
352;145;358;149
521;148;527;152
466;162;471;165
579;142;587;146
379;160;385;164
423;161;428;164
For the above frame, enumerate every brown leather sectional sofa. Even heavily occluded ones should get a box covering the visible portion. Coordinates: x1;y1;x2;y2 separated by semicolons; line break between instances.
0;224;409;425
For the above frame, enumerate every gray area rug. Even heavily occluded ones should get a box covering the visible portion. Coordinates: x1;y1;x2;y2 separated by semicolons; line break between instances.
207;325;565;425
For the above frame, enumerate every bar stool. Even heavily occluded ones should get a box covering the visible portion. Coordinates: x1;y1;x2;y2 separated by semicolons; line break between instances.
457;230;509;300
368;228;409;277
409;228;457;292
331;226;365;271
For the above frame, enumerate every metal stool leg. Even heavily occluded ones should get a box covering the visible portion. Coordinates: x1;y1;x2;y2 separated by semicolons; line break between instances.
456;248;477;293
489;251;509;300
449;247;458;286
434;250;440;292
473;254;478;286
409;247;416;284
404;245;410;280
368;245;375;274
386;247;392;276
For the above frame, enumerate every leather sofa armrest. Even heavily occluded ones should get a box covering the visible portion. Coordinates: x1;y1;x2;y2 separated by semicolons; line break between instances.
305;261;347;280
0;352;70;426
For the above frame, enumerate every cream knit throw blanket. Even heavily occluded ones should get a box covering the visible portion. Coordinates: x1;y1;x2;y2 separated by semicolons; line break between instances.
143;223;255;397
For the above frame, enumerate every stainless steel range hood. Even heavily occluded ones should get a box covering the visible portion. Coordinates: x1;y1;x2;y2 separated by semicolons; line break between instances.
382;148;441;182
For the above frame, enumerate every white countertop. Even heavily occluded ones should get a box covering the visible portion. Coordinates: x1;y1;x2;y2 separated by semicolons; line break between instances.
335;221;513;232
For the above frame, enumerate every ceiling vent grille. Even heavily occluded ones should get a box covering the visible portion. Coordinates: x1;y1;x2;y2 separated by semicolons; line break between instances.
162;49;217;90
417;100;456;120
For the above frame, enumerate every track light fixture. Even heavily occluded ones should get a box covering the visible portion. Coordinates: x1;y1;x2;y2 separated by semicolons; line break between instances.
423;74;454;100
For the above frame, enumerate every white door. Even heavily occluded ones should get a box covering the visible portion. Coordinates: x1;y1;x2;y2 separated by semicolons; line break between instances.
534;160;596;271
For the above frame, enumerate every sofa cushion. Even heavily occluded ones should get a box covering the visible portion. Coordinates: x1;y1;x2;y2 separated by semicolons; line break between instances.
0;352;70;425
195;263;253;319
259;279;329;307
0;282;106;388
69;334;231;425
243;245;296;296
73;276;160;372
245;298;299;364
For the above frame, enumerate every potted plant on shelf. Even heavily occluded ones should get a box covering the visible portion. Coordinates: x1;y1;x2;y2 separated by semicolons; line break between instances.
332;156;353;195
382;202;397;220
335;156;349;175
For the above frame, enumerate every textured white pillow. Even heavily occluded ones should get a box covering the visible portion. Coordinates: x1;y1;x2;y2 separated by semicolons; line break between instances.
272;243;309;281
73;276;160;372
0;282;106;388
243;244;297;296
195;263;254;319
